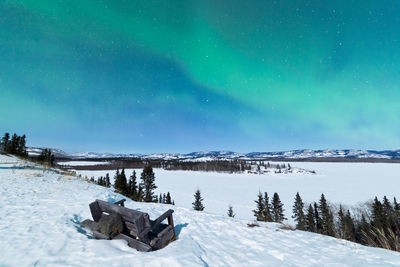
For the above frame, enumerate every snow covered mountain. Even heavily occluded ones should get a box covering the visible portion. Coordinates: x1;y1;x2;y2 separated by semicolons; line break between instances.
29;147;400;161
1;154;400;266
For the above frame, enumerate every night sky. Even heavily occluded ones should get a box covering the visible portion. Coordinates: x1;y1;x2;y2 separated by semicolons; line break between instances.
1;1;400;153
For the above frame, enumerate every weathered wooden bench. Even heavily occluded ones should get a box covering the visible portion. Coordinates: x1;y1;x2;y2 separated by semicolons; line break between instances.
81;199;176;252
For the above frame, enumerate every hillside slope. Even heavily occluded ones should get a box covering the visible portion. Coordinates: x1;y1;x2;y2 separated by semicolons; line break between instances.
1;155;400;266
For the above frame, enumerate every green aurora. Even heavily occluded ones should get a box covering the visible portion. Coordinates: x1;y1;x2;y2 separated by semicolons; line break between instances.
0;1;399;152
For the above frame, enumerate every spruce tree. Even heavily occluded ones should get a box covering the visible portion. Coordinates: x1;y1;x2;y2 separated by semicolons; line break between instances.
263;192;273;222
105;173;110;188
318;194;335;236
166;192;172;204
382;196;394;226
128;171;137;200
394;197;400;219
343;210;356;241
227;205;235;218
114;169;120;189
0;133;10;151
356;213;371;245
114;169;128;195
306;204;316;232
253;191;265;221
140;165;157;202
137;185;143;202
338;205;345;238
192;189;204;211
292;192;306;230
314;202;322;233
272;192;286;223
371;196;384;229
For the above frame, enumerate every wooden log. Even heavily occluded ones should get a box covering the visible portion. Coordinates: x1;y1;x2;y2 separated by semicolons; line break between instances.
89;201;103;222
151;209;174;231
114;199;126;207
114;234;152;252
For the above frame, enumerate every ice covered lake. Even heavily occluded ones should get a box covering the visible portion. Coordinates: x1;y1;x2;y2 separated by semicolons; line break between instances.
74;162;400;222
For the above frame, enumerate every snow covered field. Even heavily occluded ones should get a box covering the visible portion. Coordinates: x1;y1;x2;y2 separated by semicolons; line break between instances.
1;154;400;266
75;162;400;222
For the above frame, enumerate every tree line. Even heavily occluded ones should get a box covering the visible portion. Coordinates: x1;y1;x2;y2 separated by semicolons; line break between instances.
251;191;400;252
0;133;28;158
164;160;251;173
0;132;54;165
92;165;175;205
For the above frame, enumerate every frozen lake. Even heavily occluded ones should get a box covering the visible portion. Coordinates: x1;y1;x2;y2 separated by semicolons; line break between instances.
75;162;400;222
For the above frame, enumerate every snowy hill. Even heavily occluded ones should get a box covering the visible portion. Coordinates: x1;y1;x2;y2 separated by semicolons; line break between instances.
1;154;400;266
28;147;400;161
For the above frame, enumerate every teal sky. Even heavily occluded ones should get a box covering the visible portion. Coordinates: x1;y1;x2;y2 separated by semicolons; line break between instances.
1;1;400;153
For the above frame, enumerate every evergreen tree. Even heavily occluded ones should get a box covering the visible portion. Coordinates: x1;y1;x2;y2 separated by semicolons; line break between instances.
38;149;54;165
228;205;235;218
272;192;286;223
356;213;371;245
114;169;128;195
166;192;172;204
306;204;316;232
10;134;18;154
192;189;204;211
253;191;265;221
318;194;335;236
292;192;306;230
17;134;27;157
105;173;110;188
159;193;163;203
314;202;322;233
263;192;273;222
137;185;144;202
382;196;394;227
0;133;10;151
128;171;137;200
343;210;356;241
393;197;400;224
140;165;157;202
371;196;384;229
338;205;345;238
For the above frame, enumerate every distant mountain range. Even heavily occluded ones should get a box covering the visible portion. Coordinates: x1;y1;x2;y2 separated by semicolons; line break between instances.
27;147;400;161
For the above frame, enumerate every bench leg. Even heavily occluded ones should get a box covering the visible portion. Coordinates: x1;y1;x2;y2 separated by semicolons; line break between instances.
167;215;176;240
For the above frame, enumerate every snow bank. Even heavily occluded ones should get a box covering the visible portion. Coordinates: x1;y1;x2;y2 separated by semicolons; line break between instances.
1;155;399;266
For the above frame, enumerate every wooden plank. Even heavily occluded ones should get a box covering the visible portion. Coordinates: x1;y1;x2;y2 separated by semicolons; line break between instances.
167;215;176;240
81;219;99;232
114;234;152;252
151;209;174;231
114;199;126;207
92;230;110;240
152;226;175;250
96;200;151;241
89;201;103;222
159;226;175;249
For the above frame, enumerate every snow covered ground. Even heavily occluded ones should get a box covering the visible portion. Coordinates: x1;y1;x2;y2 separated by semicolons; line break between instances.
75;162;400;222
1;154;400;266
